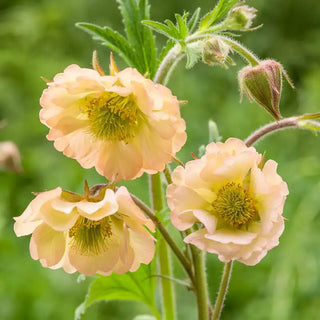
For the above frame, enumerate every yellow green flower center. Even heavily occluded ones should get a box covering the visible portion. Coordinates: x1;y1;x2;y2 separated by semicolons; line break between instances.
212;182;257;227
69;216;112;255
80;92;145;142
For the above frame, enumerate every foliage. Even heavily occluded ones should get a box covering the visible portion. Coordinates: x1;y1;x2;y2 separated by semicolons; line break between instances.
0;0;320;319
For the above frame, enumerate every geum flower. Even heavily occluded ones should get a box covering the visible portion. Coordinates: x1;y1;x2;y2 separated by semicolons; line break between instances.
40;63;186;181
167;138;288;265
14;185;155;276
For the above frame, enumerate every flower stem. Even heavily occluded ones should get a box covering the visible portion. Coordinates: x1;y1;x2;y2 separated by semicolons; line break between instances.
244;116;299;147
164;164;173;185
212;261;233;320
131;193;195;285
150;173;177;320
153;45;183;85
217;36;260;66
190;246;210;320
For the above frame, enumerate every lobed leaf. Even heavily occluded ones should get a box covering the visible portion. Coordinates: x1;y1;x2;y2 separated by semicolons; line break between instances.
142;20;179;40
199;0;239;31
76;22;138;68
187;7;201;33
116;0;157;77
175;13;189;41
75;264;157;319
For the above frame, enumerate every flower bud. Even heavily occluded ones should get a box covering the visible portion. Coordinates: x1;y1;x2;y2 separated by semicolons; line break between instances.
224;5;257;30
0;141;22;173
202;38;233;68
238;60;294;120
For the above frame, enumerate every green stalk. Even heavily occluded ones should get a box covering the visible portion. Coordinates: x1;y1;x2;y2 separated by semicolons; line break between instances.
212;261;233;320
153;45;183;85
190;246;210;320
150;173;177;320
244;116;299;147
216;36;260;66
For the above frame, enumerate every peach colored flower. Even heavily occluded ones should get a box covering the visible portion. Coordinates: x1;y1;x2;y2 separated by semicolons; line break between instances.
40;65;186;181
14;185;155;276
167;138;288;265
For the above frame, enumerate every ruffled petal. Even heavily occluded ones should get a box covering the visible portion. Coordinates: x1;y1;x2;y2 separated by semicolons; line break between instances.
40;203;79;231
96;141;143;182
30;223;66;267
205;229;257;245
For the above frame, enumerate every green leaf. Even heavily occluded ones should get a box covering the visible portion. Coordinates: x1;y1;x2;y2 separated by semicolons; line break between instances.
298;112;320;120
175;13;189;41
298;120;320;134
142;20;179;40
199;0;239;31
116;0;157;77
187;7;201;33
76;264;157;319
143;13;190;43
185;41;203;69
76;22;137;68
156;207;171;225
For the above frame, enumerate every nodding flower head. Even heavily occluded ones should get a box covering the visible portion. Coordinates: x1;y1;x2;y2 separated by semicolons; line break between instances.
14;184;156;276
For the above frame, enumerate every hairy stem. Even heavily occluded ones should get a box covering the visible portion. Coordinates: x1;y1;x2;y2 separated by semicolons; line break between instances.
245;117;299;147
149;173;176;320
154;45;184;85
191;246;210;320
217;36;260;66
212;261;233;320
132;193;195;285
164;164;173;185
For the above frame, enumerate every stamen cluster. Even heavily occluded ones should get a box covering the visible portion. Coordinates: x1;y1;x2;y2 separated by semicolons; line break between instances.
167;138;288;265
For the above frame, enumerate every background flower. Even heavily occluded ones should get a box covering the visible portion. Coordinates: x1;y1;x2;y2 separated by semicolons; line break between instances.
40;65;186;181
14;185;155;276
167;138;288;265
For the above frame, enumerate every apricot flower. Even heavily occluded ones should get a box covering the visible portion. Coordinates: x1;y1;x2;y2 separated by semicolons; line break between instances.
14;185;155;275
40;64;186;181
167;138;288;265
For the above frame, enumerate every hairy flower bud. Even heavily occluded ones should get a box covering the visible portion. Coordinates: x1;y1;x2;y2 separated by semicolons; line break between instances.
238;60;294;120
202;38;233;68
224;5;257;30
0;141;22;173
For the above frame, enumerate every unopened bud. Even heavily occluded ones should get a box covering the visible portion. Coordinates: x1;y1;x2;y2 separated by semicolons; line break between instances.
202;38;233;68
224;5;257;30
0;141;22;173
238;60;294;120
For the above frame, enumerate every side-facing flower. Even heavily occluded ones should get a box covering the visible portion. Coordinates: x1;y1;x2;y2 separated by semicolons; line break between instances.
167;138;288;265
40;63;186;182
14;185;155;276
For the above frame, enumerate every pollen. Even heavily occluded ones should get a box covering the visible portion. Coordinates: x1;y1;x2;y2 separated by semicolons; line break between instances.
69;216;113;255
80;92;145;142
212;182;257;227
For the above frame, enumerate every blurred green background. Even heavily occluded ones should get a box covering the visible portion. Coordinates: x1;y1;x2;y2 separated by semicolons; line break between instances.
0;0;320;319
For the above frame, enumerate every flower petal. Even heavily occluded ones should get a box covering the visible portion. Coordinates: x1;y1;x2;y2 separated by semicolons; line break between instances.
30;223;66;267
205;229;257;245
